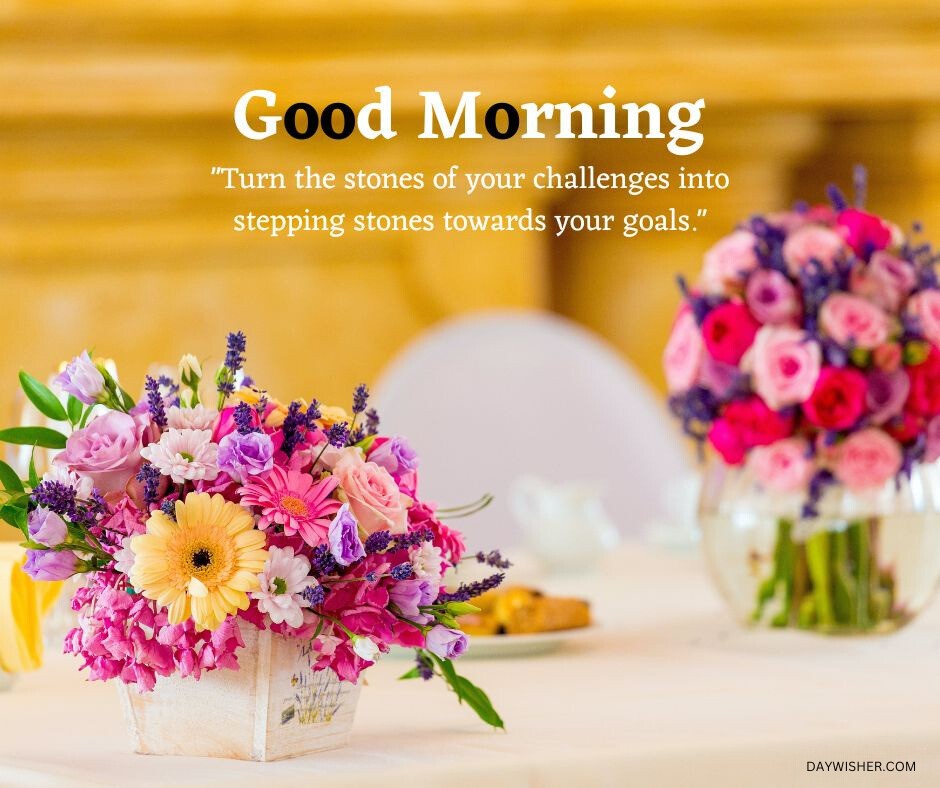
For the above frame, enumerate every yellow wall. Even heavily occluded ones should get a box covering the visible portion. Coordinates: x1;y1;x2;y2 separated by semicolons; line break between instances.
2;2;940;420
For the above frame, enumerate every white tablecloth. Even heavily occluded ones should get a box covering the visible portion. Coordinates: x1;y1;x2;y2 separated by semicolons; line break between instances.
2;546;939;787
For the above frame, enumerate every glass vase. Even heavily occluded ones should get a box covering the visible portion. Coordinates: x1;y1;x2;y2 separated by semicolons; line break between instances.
699;460;940;634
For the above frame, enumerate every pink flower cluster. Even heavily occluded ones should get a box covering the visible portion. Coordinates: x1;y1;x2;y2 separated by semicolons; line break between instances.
65;570;244;690
665;187;940;499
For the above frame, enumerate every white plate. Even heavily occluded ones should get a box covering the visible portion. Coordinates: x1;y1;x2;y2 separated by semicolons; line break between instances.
461;626;597;659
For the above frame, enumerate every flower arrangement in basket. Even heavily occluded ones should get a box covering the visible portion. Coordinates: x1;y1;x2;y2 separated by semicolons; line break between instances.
0;332;506;758
664;168;940;633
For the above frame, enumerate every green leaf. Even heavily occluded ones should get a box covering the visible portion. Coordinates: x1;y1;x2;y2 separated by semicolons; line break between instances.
18;371;68;422
429;653;505;729
355;434;378;453
117;386;136;410
27;448;39;488
0;460;24;493
398;666;422;680
66;395;83;425
0;427;67;449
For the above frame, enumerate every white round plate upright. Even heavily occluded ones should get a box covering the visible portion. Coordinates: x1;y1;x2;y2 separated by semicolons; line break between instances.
463;626;597;659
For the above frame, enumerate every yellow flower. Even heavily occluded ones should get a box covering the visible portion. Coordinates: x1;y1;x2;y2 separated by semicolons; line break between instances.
230;387;291;429
130;493;268;632
316;405;349;429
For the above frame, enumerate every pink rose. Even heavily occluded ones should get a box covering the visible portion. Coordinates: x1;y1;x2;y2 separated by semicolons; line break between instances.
907;290;940;347
851;252;916;312
663;308;704;393
837;208;892;259
701;301;760;366
745;268;802;325
749;438;813;493
782;225;847;276
747;326;822;410
833;428;902;492
332;448;408;535
58;411;144;493
819;293;889;350
699;230;759;295
697;355;739;399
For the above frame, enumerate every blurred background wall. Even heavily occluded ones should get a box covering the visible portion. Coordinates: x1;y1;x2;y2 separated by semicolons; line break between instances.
2;0;940;418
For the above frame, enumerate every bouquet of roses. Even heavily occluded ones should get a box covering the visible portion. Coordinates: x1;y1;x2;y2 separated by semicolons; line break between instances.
0;332;505;727
663;169;940;631
665;171;940;512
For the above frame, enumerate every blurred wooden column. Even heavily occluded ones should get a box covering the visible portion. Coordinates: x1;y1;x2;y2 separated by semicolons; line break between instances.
551;112;824;388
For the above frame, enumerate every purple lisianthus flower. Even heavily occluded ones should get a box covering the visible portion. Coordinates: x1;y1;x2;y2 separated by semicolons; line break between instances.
23;548;79;581
745;268;802;325
54;351;105;405
328;503;365;566
27;506;68;547
217;431;274;483
866;370;910;425
425;625;468;660
389;578;436;623
368;436;418;480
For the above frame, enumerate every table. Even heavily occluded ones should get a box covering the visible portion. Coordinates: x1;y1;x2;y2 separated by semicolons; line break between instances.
1;545;939;787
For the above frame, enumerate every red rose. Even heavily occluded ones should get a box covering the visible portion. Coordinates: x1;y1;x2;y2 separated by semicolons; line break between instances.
803;367;868;430
701;301;760;366
707;396;795;465
837;208;892;259
885;412;922;444
906;347;940;416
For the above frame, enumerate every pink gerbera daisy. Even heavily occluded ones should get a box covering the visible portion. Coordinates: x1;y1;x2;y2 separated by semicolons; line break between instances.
238;466;341;548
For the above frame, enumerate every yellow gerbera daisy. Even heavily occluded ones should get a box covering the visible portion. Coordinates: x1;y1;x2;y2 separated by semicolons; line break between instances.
130;493;268;632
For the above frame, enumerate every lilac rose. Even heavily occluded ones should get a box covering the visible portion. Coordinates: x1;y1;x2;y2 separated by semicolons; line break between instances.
425;625;468;660
745;268;802;325
389;579;436;623
217;431;274;483
27;506;68;547
328;503;365;566
57;411;144;493
23;549;79;581
54;351;105;405
866;370;910;425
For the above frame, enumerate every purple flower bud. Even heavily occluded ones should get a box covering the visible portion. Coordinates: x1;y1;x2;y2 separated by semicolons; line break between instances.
54;351;105;405
23;549;79;581
218;431;274;483
27;506;68;547
328;504;365;566
425;625;468;660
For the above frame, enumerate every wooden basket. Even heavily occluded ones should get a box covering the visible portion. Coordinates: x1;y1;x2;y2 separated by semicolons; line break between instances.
118;625;360;761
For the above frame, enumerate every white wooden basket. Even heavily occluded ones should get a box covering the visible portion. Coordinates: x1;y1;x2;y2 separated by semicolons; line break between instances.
118;625;361;761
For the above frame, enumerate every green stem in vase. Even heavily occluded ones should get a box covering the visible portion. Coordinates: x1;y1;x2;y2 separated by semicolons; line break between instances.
853;519;871;629
831;528;856;626
805;531;835;629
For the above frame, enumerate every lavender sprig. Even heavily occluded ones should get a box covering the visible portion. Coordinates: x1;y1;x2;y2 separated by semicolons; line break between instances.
135;464;161;506
352;384;369;415
144;375;168;429
233;401;259;435
437;573;506;604
365;407;380;436
475;550;512;570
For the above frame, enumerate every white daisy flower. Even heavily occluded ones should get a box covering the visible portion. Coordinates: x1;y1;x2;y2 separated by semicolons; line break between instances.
252;546;317;629
140;428;219;484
